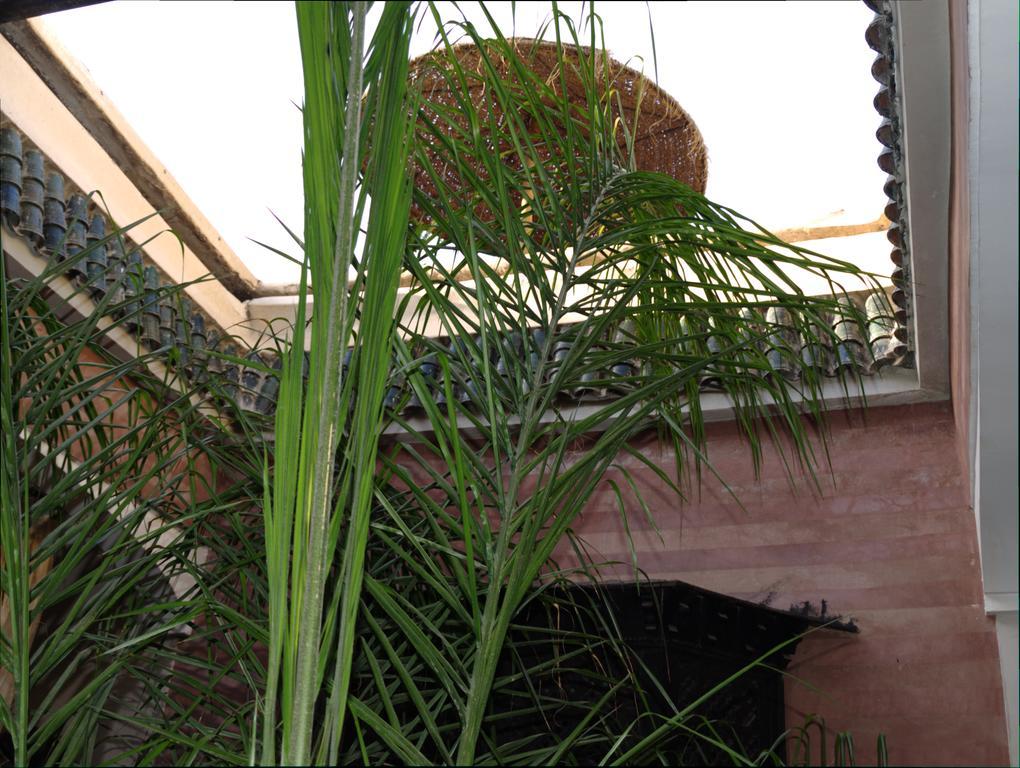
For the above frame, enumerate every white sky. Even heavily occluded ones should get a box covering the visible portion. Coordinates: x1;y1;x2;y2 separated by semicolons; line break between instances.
43;1;886;286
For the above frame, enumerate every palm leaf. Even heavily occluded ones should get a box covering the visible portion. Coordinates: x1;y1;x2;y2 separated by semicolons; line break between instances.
2;2;884;764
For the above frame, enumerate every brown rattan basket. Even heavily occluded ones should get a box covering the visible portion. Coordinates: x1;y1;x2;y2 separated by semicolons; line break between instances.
408;37;707;229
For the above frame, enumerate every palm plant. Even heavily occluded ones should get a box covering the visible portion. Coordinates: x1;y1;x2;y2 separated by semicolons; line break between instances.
257;1;879;764
0;211;264;765
1;1;884;765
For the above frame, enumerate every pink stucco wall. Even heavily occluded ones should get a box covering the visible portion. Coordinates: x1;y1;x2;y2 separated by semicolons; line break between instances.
559;401;1008;765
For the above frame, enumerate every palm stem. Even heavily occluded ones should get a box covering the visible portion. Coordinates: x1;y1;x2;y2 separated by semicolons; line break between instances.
284;3;366;764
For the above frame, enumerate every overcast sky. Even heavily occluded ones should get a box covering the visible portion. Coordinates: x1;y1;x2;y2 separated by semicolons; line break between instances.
43;1;885;285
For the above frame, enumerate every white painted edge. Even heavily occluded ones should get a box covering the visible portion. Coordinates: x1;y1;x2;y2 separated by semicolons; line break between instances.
992;610;1019;767
382;366;931;442
967;4;1019;763
985;593;1020;615
969;0;1020;603
895;0;952;396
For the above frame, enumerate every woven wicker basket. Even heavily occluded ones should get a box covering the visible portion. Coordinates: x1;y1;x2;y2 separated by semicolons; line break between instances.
408;37;707;228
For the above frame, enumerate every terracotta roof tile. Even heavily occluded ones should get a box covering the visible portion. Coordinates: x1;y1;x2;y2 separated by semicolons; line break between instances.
866;0;914;368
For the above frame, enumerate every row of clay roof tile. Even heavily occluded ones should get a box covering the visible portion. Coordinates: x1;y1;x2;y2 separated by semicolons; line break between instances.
865;0;914;368
208;293;903;420
0;124;226;362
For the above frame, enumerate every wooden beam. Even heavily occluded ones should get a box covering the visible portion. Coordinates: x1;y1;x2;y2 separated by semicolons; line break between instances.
397;214;892;288
0;0;109;24
1;19;263;300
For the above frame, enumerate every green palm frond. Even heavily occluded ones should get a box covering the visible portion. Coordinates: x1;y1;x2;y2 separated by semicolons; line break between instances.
0;214;263;765
261;2;878;764
2;3;885;765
